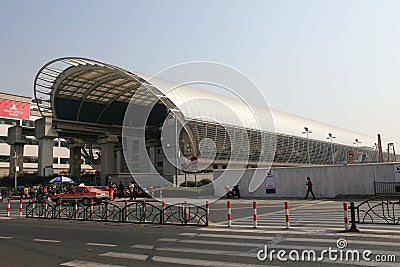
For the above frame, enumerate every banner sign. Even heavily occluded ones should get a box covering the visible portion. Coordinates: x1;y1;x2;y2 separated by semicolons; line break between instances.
0;99;30;119
394;164;400;192
265;169;276;194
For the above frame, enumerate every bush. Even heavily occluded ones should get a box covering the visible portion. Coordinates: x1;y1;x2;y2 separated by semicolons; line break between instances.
199;178;212;186
180;181;196;187
180;179;211;187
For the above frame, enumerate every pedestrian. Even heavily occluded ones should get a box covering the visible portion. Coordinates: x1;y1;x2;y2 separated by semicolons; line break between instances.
128;182;136;200
118;181;124;198
305;176;315;200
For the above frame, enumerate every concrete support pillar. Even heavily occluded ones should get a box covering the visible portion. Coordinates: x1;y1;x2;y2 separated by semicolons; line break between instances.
116;148;122;173
99;135;118;185
38;138;54;176
70;145;82;178
7;126;26;179
35;117;58;176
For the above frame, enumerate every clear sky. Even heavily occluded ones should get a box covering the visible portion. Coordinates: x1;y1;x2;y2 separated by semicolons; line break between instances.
1;0;399;144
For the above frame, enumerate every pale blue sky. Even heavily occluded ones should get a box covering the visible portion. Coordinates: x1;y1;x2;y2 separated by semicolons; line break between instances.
1;1;399;143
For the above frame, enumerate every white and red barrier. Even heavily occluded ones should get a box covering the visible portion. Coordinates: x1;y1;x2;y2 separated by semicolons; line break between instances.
162;201;166;221
124;200;129;221
58;198;62;216
19;199;23;217
184;201;189;222
206;201;210;221
253;201;257;228
343;202;349;231
227;201;232;227
89;199;94;216
284;201;290;228
7;199;10;217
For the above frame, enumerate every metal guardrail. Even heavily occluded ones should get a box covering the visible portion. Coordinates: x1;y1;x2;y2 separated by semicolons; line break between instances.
374;181;400;195
164;202;208;226
349;195;400;231
26;200;208;226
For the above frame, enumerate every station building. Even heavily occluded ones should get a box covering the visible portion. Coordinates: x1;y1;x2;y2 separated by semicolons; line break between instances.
4;57;398;185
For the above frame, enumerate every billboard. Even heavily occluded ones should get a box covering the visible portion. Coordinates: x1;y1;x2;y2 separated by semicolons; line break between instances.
265;169;276;194
394;164;400;192
0;99;30;119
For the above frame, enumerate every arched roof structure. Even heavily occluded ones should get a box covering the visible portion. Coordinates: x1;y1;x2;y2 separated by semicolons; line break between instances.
34;57;385;150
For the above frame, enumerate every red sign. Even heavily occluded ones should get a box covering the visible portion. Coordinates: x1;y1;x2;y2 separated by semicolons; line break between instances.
347;150;355;159
0;99;30;119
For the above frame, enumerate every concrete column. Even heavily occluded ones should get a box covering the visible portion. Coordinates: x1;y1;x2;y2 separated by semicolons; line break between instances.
116;148;122;173
70;145;82;178
98;135;118;185
7;126;26;178
35;117;58;176
38;138;53;176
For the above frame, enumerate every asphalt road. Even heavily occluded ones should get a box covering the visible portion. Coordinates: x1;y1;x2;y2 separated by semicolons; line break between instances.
0;198;399;267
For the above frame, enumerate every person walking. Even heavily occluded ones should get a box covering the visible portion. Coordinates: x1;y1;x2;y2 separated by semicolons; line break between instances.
305;176;315;200
128;182;136;200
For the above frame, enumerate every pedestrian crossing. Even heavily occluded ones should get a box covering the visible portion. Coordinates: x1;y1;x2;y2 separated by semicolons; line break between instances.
213;200;400;233
58;225;400;267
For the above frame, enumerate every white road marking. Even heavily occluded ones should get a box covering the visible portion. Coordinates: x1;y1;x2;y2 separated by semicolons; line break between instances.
152;255;274;267
0;236;14;239
179;232;198;236
33;238;61;243
60;260;125;267
130;244;400;266
130;244;154;249
158;237;263;247
196;233;400;246
101;252;278;267
202;226;400;236
132;243;253;257
100;252;148;260
86;242;117;247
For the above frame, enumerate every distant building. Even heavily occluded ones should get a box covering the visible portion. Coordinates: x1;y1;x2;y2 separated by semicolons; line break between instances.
0;92;93;177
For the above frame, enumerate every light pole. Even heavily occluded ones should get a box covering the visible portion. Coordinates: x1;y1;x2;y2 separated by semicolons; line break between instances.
302;127;312;164
169;108;180;187
353;138;361;163
373;143;379;163
12;150;18;188
326;133;336;165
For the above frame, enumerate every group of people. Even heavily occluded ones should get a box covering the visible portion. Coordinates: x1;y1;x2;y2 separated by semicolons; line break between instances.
107;181;138;201
17;185;56;202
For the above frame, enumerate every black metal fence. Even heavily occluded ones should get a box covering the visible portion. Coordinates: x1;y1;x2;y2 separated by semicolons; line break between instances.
26;200;208;226
350;195;400;226
374;181;400;195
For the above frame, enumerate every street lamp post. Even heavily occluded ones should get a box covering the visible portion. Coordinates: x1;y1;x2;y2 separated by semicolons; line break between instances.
169;108;180;187
302;127;312;164
373;143;379;163
12;150;18;189
353;138;361;163
326;133;336;165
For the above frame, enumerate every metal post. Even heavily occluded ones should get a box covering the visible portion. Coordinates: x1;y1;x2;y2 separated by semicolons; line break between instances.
331;139;334;165
327;133;335;165
175;113;179;187
13;150;18;189
302;127;312;164
349;202;359;232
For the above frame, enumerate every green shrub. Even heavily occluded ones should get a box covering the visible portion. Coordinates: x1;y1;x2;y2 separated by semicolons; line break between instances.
199;178;212;186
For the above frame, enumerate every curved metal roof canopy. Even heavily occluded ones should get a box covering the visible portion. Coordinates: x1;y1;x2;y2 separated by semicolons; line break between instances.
34;57;386;148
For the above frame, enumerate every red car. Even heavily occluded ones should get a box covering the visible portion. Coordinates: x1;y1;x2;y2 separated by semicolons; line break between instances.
51;185;109;205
